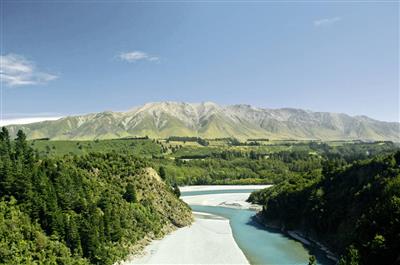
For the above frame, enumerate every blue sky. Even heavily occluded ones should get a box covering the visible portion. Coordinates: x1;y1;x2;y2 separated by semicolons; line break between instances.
1;1;399;123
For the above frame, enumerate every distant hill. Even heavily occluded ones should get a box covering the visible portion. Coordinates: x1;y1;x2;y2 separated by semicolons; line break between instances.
6;102;400;141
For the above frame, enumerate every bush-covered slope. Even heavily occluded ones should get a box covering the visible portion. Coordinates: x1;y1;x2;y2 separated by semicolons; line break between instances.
0;128;192;265
249;152;400;265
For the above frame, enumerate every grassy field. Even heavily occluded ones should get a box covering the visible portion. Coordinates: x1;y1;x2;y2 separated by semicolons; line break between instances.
30;138;163;158
30;138;398;158
30;138;314;157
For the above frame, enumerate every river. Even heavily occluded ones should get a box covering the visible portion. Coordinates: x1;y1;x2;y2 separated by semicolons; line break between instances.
182;188;334;265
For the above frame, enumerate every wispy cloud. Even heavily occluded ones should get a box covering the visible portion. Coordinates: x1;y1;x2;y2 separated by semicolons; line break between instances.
314;17;342;27
0;54;58;87
118;51;159;63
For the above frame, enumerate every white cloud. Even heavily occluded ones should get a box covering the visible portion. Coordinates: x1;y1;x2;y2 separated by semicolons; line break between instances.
314;17;342;27
0;54;58;87
118;51;159;63
0;116;62;126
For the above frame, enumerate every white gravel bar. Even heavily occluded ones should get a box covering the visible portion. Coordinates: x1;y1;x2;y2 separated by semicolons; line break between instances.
123;185;269;265
180;185;271;192
125;215;249;265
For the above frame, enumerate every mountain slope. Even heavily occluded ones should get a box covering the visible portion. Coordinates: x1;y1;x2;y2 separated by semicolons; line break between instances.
6;102;400;141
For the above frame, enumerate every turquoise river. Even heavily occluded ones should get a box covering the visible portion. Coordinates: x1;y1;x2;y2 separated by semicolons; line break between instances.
182;189;334;265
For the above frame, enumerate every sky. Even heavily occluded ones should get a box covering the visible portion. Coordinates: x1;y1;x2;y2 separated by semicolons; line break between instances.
0;1;399;125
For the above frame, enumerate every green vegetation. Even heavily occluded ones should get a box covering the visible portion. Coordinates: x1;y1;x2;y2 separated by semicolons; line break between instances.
30;138;162;158
0;128;192;264
167;136;209;146
249;151;400;265
308;255;317;265
3;127;399;264
30;137;399;186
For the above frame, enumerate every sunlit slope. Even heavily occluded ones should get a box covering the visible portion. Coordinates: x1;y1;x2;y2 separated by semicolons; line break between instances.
6;102;400;141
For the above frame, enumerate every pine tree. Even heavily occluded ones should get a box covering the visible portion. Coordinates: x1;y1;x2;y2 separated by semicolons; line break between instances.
15;130;27;157
338;245;360;265
0;127;11;154
123;183;137;203
173;183;181;197
308;255;317;265
159;166;166;181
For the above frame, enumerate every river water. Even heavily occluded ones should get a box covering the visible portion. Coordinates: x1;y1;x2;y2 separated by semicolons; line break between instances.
182;189;334;265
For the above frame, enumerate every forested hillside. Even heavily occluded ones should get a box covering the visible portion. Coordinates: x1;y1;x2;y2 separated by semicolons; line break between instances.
0;128;192;264
249;152;400;265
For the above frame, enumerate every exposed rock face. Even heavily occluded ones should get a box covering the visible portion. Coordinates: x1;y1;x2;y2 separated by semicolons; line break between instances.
136;167;193;228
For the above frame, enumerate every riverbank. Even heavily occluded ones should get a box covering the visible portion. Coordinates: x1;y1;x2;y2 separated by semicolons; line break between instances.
288;231;338;263
181;185;269;210
253;212;338;263
180;185;271;192
121;211;249;264
121;185;269;264
121;185;334;265
182;192;260;210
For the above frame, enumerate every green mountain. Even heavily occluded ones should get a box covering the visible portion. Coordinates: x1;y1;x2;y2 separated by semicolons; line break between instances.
6;102;400;141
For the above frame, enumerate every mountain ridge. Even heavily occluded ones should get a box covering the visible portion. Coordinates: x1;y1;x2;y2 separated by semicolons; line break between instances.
6;101;400;141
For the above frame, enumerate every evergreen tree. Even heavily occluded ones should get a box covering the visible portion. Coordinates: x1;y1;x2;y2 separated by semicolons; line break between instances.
308;255;317;265
15;130;27;157
338;245;360;265
0;127;11;154
173;183;181;198
123;183;137;203
159;166;166;180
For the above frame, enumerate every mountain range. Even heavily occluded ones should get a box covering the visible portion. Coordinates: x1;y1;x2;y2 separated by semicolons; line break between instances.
6;102;400;141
